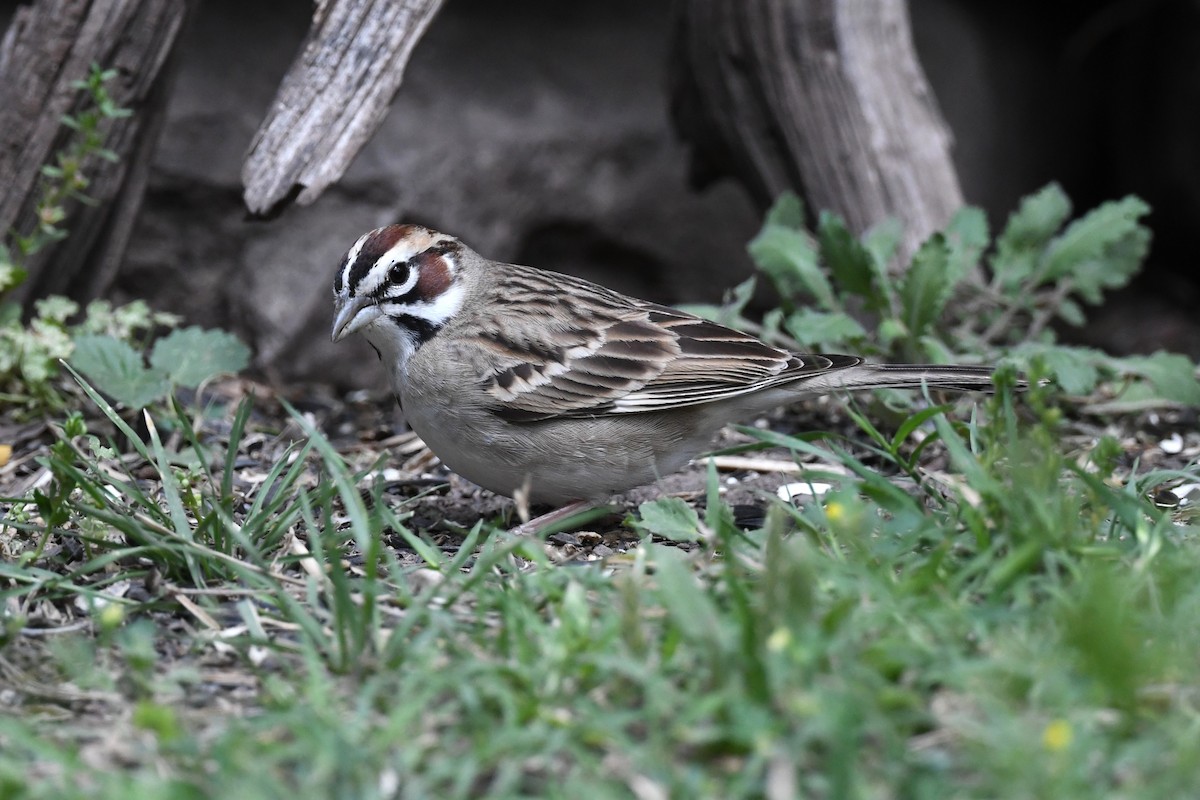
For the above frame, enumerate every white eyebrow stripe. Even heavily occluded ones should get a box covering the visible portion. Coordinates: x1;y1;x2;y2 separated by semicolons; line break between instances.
377;239;420;270
356;236;428;297
345;231;372;268
337;230;373;293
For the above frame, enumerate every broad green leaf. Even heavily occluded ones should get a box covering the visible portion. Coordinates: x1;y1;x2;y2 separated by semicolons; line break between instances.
1040;196;1151;302
0;259;27;293
149;326;250;387
863;218;902;267
1066;226;1150;305
760;307;786;342
676;280;756;331
674;303;725;323
20;320;74;383
749;225;833;309
992;183;1072;289
33;296;78;324
70;334;169;408
817;211;876;301
0;300;20;326
944;206;989;286
1084;380;1168;413
703;458;737;538
1017;344;1101;396
1056;298;1086;327
726;276;757;314
862;218;903;314
877;318;908;349
1114;352;1200;407
635;497;703;542
0;333;17;373
917;335;957;364
763;191;806;229
784;309;867;348
899;234;952;339
749;193;834;309
998;182;1073;251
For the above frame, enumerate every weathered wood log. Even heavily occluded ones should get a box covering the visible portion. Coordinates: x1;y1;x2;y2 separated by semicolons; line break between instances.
670;0;963;263
0;0;188;305
242;0;445;217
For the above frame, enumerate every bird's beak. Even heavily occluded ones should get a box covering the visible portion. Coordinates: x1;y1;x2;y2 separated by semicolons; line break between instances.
331;294;380;342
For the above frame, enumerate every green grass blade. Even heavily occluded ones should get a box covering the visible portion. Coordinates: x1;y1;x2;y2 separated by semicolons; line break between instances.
61;361;152;463
222;396;254;499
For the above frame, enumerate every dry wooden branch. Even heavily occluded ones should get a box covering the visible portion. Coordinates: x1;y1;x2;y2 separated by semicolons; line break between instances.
242;0;445;217
670;0;963;264
0;0;188;304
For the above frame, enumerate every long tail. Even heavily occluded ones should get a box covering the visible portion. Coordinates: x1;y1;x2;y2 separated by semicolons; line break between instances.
796;358;1006;394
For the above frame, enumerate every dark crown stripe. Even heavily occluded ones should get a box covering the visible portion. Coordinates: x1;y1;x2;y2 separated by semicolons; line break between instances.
347;252;381;297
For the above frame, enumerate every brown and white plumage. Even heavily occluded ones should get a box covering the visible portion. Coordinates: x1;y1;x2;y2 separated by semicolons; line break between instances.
332;224;1000;505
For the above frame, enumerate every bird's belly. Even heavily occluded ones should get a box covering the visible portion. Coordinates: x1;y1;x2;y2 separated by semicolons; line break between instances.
401;400;718;505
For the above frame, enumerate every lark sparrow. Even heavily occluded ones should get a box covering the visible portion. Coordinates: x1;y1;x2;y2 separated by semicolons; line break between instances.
332;225;1001;512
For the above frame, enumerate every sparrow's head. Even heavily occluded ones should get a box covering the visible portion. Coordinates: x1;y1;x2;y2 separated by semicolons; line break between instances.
331;225;467;354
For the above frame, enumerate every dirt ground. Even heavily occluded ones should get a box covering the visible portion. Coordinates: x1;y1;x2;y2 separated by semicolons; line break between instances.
2;376;1198;770
4;377;1198;551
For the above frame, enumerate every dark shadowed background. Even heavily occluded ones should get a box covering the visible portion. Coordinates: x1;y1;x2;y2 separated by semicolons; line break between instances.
3;0;1197;390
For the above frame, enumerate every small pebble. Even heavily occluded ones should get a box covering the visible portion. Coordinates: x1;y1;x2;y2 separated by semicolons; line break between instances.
777;482;832;502
1171;483;1200;506
1160;433;1184;454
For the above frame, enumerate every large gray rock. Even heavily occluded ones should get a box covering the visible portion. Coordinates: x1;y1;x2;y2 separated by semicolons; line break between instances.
89;0;1200;380
115;0;761;391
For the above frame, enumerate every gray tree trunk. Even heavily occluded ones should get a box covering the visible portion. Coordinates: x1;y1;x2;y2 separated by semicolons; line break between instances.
0;0;188;305
670;0;963;264
242;0;445;217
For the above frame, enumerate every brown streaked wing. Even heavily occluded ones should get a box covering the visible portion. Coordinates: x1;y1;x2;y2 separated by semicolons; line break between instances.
474;267;855;421
607;304;843;413
474;267;677;421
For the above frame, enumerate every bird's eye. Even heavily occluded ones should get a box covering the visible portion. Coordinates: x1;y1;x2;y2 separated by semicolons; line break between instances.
388;262;410;285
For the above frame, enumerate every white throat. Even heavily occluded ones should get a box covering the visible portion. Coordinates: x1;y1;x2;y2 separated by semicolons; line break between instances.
360;315;420;391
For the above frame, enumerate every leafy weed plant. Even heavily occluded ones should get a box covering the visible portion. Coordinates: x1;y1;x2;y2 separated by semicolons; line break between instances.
686;184;1200;409
0;64;249;418
0;64;131;293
